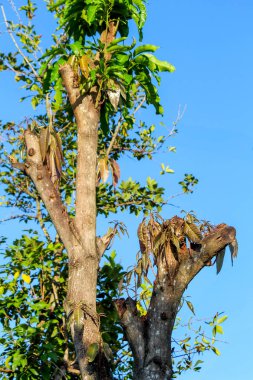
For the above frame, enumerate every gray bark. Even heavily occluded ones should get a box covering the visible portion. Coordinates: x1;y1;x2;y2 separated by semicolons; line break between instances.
117;223;237;380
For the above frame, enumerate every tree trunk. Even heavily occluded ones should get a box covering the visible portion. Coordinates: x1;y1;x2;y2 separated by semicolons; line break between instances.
117;221;237;380
59;65;104;379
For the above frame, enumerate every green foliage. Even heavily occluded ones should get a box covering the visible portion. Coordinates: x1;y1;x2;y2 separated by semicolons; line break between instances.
179;174;199;194
0;234;127;378
0;233;69;379
172;305;228;377
49;0;147;41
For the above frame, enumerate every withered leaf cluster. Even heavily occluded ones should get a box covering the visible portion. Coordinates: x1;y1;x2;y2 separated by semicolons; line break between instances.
39;126;63;187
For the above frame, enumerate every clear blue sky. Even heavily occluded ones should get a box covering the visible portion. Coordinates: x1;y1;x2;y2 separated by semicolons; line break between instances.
1;1;253;379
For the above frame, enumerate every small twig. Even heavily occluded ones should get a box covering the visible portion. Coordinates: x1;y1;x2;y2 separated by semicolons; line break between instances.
66;366;80;376
1;5;40;81
36;198;51;241
8;0;22;24
133;95;146;115
106;116;124;157
0;213;36;223
106;96;146;158
52;283;59;305
3;61;26;76
0;367;14;373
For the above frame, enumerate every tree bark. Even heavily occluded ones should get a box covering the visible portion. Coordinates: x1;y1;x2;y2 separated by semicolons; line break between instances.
58;22;118;378
59;64;103;379
117;221;237;380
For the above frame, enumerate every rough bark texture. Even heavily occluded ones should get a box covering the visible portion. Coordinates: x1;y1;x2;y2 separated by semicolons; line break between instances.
59;64;102;379
117;222;237;380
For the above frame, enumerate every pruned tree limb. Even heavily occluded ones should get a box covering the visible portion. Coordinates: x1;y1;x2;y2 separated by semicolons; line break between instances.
176;224;237;292
23;129;77;253
117;220;237;380
115;298;145;371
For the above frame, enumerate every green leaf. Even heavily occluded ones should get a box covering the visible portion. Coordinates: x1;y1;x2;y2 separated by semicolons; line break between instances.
14;271;20;280
186;300;195;315
82;4;99;25
215;325;224;334
143;53;176;72
87;342;99;362
202;336;210;344
133;44;159;56
211;346;221;356
49;0;65;11
22;273;31;284
69;41;84;56
216;315;228;324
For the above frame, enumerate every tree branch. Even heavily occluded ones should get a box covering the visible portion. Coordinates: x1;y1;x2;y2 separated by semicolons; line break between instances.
36;198;51;241
176;224;237;292
23;129;77;253
115;298;145;371
106;96;146;159
1;5;40;80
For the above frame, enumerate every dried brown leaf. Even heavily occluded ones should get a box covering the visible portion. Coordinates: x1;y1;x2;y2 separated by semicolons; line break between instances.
229;239;238;265
137;220;148;255
107;88;121;111
171;234;180;251
216;248;226;274
110;159;120;187
79;54;92;78
39;127;50;162
184;222;202;243
97;158;109;183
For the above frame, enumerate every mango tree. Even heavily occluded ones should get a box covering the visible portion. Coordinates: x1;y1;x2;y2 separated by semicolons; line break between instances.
0;1;237;379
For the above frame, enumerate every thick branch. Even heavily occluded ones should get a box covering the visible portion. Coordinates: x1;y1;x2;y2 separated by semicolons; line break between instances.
24;129;76;254
115;298;145;371
118;221;236;380
176;224;236;292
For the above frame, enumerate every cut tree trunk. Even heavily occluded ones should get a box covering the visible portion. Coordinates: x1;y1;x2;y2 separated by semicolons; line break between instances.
116;221;237;380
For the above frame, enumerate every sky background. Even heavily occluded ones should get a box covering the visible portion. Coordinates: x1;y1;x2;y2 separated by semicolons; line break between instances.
1;0;253;379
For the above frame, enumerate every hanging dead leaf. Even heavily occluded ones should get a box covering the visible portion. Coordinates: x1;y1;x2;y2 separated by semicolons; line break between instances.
229;239;238;265
147;216;161;249
110;159;120;187
39;127;50;162
107;88;121;111
79;54;92;78
184;222;202;243
137;220;149;255
216;248;226;274
153;231;166;254
97;157;109;183
137;218;152;254
118;82;127;100
141;253;150;276
171;234;180;251
55;132;63;160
